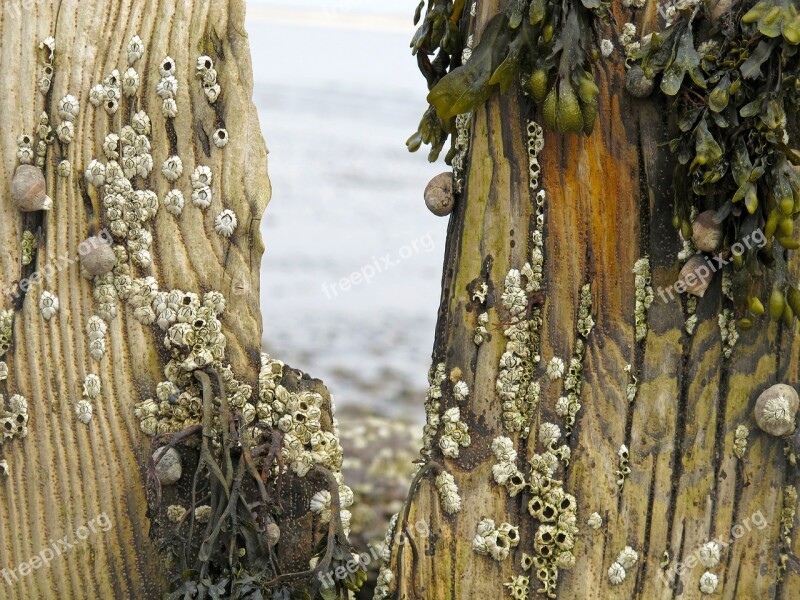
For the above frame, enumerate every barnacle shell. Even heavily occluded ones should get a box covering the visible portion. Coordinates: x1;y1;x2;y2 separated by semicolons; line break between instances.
215;209;238;237
127;35;144;65
75;400;93;424
196;55;214;71
11;165;52;211
699;571;718;594
161;156;183;182
166;505;186;523
159;56;176;77
83;374;101;399
194;505;212;523
164;190;185;216
153;447;182;485
39;291;59;320
212;128;228;148
754;383;799;437
80;236;117;276
608;562;626;585
58;95;80;121
424;172;455;217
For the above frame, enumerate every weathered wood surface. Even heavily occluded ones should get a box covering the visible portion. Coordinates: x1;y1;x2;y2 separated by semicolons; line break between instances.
0;1;270;598
390;1;799;599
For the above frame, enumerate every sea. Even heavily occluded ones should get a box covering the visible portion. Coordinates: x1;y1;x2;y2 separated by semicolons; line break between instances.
246;1;447;422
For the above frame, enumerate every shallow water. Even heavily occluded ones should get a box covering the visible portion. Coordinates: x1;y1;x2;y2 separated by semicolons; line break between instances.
247;3;447;421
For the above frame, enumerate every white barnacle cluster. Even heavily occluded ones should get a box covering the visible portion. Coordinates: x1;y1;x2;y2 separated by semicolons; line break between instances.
17;133;34;165
195;55;221;104
85;99;158;273
157;56;179;118
86;315;107;362
619;22;640;55
491;436;526;497
0;310;14;357
717;309;739;359
474;311;489;346
525;445;579;595
421;362;446;458
733;424;749;459
608;545;639;586
191;166;213;210
624;363;638;405
21;230;36;266
56;94;79;145
451;113;471;194
616;444;631;488
497;269;542;436
135;360;248;438
57;160;71;177
122;67;140;97
0;394;29;443
39;291;59;321
77;377;102;425
527;121;544;191
685;294;699;335
373;565;395;599
525;213;546;300
166;504;187;523
256;354;345;477
214;209;238;238
309;472;354;533
472;517;520;561
633;257;654;342
556;292;592;436
781;485;797;547
435;469;462;514
438;407;470;458
38;36;55;95
504;575;530;600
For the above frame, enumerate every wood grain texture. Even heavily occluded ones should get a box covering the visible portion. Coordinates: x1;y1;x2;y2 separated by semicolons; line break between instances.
0;1;270;598
390;1;799;599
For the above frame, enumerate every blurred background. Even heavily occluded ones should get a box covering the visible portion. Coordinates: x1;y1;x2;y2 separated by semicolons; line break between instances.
247;0;446;423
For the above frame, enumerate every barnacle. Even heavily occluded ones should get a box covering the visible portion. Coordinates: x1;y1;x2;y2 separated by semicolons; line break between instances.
57;160;71;177
122;68;140;97
633;258;654;342
504;575;529;600
39;291;59;321
75;399;93;424
699;571;719;594
164;190;185;216
161;156;183;182
196;55;214;71
166;505;186;523
733;424;749;459
56;120;75;144
89;84;105;107
435;470;461;514
159;56;176;77
162;98;178;118
58;94;79;121
191;187;212;210
156;75;178;99
204;83;221;104
616;546;639;571
438;407;470;458
0;362;7;380
194;505;212;524
127;35;144;65
616;444;631;487
212;128;228;148
587;512;602;530
547;357;565;381
190;165;213;189
698;541;721;569
21;230;37;266
85;159;106;187
472;518;520;561
83;374;101;399
608;562;626;585
214;209;238;237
